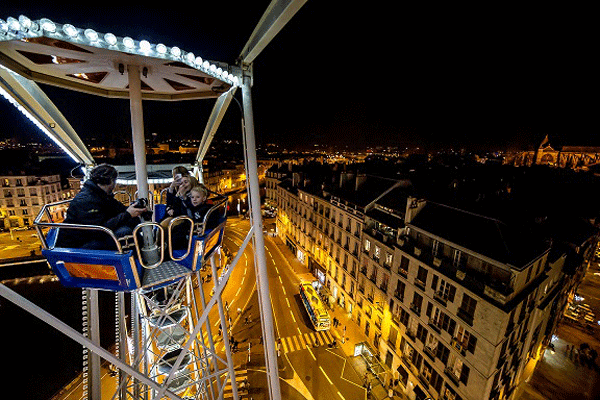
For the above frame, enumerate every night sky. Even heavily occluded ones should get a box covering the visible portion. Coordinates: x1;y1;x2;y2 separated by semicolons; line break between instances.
0;3;595;151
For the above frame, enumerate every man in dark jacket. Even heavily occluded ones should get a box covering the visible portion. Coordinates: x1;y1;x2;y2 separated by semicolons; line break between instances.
57;164;147;250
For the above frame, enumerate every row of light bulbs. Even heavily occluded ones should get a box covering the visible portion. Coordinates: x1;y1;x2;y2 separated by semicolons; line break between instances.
1;15;239;86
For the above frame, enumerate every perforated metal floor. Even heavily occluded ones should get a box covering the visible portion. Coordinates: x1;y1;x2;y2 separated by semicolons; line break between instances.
142;261;191;288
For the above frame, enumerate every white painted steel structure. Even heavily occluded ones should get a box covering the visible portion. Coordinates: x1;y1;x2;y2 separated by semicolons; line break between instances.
0;1;308;399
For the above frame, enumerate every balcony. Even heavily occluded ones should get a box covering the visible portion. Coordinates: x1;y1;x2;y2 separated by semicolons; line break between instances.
409;302;421;315
369;274;377;284
414;278;426;291
433;291;448;306
393;290;404;302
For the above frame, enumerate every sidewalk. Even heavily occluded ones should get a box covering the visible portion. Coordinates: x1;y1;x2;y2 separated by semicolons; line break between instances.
270;235;408;400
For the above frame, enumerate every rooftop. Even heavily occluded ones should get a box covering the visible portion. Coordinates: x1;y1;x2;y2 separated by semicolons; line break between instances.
409;202;550;269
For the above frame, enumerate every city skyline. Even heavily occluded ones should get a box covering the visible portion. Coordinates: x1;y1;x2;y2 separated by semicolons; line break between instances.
1;3;595;152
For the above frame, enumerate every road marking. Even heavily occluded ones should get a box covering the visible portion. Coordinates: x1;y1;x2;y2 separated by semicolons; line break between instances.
292;335;301;350
320;366;333;385
240;276;245;285
278;275;282;284
338;391;346;400
286;297;291;308
275;266;279;274
304;333;313;347
282;286;286;295
235;287;242;297
307;346;316;361
290;309;296;323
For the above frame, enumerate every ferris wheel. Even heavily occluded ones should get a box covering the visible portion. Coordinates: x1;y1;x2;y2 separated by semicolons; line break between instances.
0;1;308;399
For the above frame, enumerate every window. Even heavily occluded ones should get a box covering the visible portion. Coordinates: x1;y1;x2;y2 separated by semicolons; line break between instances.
411;292;423;315
455;325;477;354
453;249;466;268
388;325;398;348
386;253;393;266
374;245;381;260
416;266;428;288
416;324;428;343
432;239;443;256
394;280;405;301
435;277;457;303
458;293;477;325
399;256;409;276
364;239;371;252
400;308;410;327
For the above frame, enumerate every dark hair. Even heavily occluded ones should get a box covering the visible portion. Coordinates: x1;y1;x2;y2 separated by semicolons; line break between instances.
90;164;118;185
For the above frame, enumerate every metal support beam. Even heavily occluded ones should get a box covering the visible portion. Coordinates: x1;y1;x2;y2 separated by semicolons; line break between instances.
0;283;184;400
127;65;150;202
241;74;281;400
87;289;102;400
195;87;236;165
210;254;239;400
0;66;95;165
240;0;308;65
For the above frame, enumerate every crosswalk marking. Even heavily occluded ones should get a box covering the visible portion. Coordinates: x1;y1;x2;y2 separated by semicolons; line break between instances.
279;330;336;354
223;369;249;399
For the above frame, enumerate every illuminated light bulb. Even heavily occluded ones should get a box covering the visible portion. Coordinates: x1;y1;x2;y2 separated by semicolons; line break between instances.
195;56;203;66
18;15;32;30
170;46;181;57
202;60;210;70
63;24;78;38
156;43;167;54
0;20;7;33
123;36;135;49
216;67;223;76
40;18;56;33
104;32;117;46
84;29;98;42
209;64;217;73
139;40;151;53
185;52;195;64
222;71;229;80
7;17;20;31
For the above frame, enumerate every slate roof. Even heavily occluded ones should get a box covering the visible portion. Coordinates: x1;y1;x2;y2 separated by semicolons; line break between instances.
409;202;550;269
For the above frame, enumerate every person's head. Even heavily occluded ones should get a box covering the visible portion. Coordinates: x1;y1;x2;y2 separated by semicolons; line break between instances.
189;185;208;206
89;164;118;194
179;175;199;194
172;166;189;180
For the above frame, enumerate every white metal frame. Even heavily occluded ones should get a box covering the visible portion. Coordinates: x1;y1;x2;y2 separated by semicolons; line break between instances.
0;1;308;398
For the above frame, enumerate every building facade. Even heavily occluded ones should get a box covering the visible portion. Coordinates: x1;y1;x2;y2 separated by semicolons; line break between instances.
1;174;74;228
275;169;572;400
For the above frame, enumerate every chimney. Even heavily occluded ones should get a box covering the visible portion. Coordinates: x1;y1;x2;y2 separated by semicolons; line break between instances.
340;171;355;188
355;174;367;191
405;196;426;224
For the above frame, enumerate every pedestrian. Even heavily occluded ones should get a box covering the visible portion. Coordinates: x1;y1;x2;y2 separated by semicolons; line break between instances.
245;316;249;325
248;313;252;323
388;387;394;398
237;307;242;316
277;339;282;357
342;325;346;344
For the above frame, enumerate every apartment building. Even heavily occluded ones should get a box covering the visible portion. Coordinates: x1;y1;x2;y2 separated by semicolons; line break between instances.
276;171;400;313
364;199;562;400
1;174;74;228
274;164;577;400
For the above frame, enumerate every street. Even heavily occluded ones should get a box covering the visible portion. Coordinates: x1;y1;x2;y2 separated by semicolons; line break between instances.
518;252;600;400
56;216;369;400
